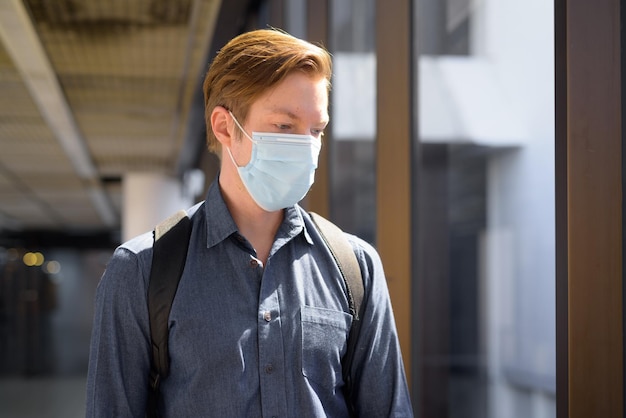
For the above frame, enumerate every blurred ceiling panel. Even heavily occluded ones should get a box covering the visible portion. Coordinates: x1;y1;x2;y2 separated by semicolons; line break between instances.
0;0;221;233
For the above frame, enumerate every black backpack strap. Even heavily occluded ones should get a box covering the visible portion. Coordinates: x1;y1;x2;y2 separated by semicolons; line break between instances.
309;212;364;416
146;210;192;418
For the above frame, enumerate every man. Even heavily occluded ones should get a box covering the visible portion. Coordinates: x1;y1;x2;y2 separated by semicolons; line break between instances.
86;29;413;417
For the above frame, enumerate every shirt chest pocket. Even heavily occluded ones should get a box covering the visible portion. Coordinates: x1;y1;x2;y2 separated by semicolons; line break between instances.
300;305;353;391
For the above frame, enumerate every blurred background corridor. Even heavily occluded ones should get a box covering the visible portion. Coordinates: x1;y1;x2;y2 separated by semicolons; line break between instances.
2;0;621;417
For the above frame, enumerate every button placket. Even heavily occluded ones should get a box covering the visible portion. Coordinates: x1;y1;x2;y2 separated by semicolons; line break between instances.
248;255;263;269
257;266;288;416
263;310;272;322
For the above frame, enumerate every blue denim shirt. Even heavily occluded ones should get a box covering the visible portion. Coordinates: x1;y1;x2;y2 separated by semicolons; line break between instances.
86;180;413;417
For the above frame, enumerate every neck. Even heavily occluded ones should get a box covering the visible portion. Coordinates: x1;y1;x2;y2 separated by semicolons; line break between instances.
218;169;283;264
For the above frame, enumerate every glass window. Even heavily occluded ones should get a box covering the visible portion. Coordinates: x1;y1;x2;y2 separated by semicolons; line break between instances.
415;0;556;417
329;0;377;243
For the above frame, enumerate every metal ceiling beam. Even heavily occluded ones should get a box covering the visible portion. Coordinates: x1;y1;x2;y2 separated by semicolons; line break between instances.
0;0;117;227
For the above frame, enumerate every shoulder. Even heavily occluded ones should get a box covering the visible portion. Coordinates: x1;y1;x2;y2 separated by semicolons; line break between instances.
343;232;384;283
96;232;154;298
103;201;206;286
300;209;383;280
116;231;155;272
344;232;379;263
115;200;205;263
119;230;154;255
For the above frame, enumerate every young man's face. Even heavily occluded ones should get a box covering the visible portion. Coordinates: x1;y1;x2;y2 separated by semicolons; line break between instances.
229;72;329;167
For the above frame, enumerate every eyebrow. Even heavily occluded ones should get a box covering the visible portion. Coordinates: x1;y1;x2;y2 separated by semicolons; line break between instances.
268;107;329;124
270;108;298;120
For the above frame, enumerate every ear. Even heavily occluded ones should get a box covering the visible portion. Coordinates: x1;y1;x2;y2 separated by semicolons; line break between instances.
211;106;235;148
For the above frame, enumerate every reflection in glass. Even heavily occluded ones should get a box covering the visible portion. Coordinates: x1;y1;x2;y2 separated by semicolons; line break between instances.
416;0;555;417
329;0;377;243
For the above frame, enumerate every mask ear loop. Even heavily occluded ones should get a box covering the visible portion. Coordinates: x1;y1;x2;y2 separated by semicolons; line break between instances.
225;111;269;210
228;111;255;143
225;146;240;168
225;110;254;169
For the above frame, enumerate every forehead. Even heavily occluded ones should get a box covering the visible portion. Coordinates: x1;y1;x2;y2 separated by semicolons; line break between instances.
250;72;329;122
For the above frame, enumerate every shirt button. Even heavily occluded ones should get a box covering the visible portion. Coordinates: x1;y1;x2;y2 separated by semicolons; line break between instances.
265;364;274;374
263;311;271;322
250;259;258;267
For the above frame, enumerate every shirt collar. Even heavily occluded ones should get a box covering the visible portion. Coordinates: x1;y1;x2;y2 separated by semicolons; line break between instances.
204;179;239;249
203;178;314;249
275;205;315;247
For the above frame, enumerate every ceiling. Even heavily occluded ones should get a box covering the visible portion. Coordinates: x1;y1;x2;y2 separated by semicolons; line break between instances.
0;0;229;238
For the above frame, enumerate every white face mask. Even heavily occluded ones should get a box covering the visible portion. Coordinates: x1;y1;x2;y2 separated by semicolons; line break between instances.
227;111;322;211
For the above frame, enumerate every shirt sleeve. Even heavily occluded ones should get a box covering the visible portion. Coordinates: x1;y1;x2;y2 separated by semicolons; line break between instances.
347;235;414;417
85;242;153;418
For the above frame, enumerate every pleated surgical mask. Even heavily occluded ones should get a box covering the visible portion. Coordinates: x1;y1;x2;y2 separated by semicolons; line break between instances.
226;111;321;211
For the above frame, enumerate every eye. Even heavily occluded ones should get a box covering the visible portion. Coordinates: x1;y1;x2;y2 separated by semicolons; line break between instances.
311;128;325;138
275;124;292;131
